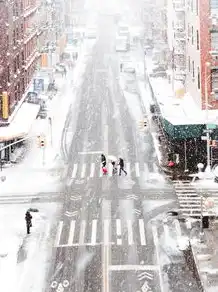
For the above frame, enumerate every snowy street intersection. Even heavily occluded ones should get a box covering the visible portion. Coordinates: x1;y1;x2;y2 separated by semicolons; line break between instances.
45;14;203;292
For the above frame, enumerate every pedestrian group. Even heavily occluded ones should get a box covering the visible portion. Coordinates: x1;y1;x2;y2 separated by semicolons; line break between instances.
101;154;127;176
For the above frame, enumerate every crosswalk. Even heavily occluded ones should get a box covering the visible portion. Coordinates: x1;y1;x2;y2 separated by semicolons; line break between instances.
54;217;194;247
173;180;218;217
70;161;161;179
0;192;60;204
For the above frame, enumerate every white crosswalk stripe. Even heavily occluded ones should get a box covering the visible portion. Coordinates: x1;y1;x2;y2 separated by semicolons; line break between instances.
69;162;161;179
55;218;148;247
173;180;218;217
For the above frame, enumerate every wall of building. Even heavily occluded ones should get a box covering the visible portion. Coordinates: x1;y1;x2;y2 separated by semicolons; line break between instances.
185;0;201;107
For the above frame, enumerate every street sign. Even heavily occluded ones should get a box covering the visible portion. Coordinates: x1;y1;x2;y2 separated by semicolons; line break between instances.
33;79;44;93
201;136;207;141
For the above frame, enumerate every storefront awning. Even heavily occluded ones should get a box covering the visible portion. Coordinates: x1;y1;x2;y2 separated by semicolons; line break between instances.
0;102;40;142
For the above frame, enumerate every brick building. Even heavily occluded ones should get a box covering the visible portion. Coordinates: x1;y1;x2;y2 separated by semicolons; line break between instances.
184;0;218;109
0;0;48;123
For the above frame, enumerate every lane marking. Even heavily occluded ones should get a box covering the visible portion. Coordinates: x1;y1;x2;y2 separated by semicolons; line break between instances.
91;219;97;245
104;219;110;245
116;219;122;245
139;219;146;246
79;220;86;244
90;162;95;178
127;220;134;245
81;163;86;178
68;220;75;245
109;265;159;271
71;164;78;178
55;221;63;247
135;162;140;177
138;271;153;281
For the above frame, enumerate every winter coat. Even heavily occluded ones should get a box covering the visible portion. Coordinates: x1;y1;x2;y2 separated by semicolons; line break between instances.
119;158;124;167
25;212;32;222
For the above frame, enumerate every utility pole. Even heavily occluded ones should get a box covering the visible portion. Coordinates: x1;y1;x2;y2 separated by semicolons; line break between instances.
48;117;53;147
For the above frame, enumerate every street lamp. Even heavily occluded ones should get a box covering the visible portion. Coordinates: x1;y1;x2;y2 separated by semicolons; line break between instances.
204;62;212;173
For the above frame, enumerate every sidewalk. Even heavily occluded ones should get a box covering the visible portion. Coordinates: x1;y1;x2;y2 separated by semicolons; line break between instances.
191;225;218;291
0;39;95;292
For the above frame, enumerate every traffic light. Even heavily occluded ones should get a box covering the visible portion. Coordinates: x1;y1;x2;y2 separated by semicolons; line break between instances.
40;139;45;148
2;91;9;119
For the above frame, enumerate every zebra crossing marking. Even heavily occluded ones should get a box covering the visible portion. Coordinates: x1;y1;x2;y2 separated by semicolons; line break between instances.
72;164;78;178
68;220;75;245
91;219;97;244
135;162;140;177
55;218;148;247
116;219;122;245
139;219;146;245
90;163;95;178
69;162;162;179
81;163;86;178
127;219;134;245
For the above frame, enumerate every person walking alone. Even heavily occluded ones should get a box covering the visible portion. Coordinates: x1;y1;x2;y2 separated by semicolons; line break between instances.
118;157;127;176
25;211;32;234
101;154;106;168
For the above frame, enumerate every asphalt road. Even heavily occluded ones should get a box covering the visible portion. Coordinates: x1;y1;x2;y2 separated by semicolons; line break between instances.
45;14;202;292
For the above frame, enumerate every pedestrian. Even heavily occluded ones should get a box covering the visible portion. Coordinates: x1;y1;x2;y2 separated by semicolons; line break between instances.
25;211;32;235
111;161;117;175
118;157;127;176
120;63;123;72
101;154;106;168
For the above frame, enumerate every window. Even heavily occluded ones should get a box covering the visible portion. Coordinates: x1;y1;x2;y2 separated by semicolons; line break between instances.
197;67;200;89
211;0;218;10
192;61;195;78
7;66;10;82
13;29;16;46
196;0;198;15
13;59;17;74
196;30;199;50
188;56;191;72
191;26;194;44
211;32;218;51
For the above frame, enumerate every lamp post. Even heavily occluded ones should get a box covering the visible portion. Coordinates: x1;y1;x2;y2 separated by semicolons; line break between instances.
204;62;211;173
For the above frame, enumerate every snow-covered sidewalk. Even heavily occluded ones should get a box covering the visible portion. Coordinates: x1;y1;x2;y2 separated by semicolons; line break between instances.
191;228;218;292
0;39;96;292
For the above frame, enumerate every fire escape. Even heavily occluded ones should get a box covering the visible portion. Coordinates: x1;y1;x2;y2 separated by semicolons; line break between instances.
172;0;186;83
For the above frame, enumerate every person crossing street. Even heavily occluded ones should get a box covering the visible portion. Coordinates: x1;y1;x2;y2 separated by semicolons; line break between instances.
25;211;32;234
118;157;127;176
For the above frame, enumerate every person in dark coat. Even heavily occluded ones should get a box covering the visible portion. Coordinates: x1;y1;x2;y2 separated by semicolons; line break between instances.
101;154;106;168
111;161;117;175
118;158;127;176
25;211;32;234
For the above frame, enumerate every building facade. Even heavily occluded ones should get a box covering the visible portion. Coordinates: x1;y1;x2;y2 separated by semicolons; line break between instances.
183;0;218;109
